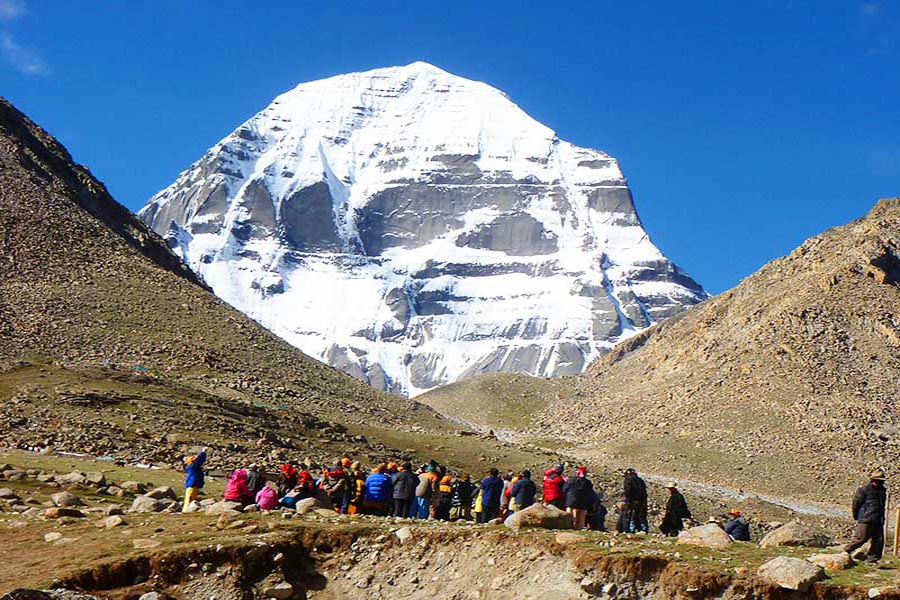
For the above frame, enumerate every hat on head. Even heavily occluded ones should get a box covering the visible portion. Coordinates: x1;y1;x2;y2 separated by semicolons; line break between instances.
728;509;741;517
351;461;361;470
666;481;678;489
341;457;352;467
553;464;564;473
576;466;588;477
871;469;886;480
184;456;195;465
707;516;720;524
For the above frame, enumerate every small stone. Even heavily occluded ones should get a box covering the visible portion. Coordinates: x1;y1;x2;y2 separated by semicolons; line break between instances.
130;495;165;513
807;551;853;571
44;507;85;518
263;581;294;599
50;491;84;507
119;481;147;494
145;486;177;500
395;527;413;543
84;471;107;486
44;532;63;542
0;487;19;500
133;538;162;549
555;532;586;545
104;515;126;528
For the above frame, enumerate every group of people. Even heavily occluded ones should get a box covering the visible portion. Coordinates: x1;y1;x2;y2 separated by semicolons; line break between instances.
182;451;621;529
182;450;891;562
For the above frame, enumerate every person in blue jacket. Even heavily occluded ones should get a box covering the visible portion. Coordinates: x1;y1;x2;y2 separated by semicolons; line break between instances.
480;468;504;523
363;464;393;516
182;447;208;512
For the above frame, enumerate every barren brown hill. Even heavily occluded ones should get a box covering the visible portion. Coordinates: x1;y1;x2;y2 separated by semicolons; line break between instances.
527;199;900;503
0;96;543;473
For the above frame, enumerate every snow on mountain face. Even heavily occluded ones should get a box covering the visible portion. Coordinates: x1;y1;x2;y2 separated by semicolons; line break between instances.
140;62;706;396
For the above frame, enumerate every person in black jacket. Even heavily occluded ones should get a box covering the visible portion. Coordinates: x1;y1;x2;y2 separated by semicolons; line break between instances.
391;462;418;519
509;469;537;512
451;474;476;521
623;468;649;533
564;466;594;529
844;469;888;562
659;482;691;537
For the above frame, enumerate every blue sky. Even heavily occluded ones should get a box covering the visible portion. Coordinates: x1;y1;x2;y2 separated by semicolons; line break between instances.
2;1;898;293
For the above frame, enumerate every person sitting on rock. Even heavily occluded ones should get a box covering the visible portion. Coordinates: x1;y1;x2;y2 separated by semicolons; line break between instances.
245;463;265;498
255;482;279;511
660;482;691;537
363;463;393;516
321;461;349;512
724;509;750;541
564;466;594;529
542;464;566;510
450;473;475;521
844;469;888;563
509;469;537;513
586;489;608;531
278;461;299;496
224;468;252;506
182;447;207;512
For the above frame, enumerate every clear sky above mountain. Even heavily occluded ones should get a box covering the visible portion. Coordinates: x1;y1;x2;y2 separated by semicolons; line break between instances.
2;1;898;293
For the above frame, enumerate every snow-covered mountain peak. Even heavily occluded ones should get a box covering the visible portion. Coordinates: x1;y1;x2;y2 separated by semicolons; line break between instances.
140;64;706;396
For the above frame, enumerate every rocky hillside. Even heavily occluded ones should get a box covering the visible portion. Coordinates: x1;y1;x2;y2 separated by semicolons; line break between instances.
528;199;900;502
0;96;521;473
140;62;705;395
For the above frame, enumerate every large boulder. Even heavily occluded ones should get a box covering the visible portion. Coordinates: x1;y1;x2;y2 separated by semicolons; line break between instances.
295;494;333;515
504;503;572;531
760;521;831;548
757;556;825;591
56;472;86;485
677;524;733;550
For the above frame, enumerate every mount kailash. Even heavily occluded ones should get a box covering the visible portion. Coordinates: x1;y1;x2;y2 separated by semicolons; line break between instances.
140;62;706;395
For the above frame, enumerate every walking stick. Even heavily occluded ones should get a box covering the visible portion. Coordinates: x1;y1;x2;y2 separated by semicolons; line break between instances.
893;498;900;557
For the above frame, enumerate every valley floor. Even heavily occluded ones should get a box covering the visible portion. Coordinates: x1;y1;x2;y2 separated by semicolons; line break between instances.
2;451;900;600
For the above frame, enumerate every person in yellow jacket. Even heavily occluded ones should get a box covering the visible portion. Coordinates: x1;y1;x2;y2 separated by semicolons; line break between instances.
347;461;365;515
473;486;484;523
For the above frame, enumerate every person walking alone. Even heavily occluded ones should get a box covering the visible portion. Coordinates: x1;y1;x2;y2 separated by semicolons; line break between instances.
844;469;888;563
182;447;207;512
659;482;691;537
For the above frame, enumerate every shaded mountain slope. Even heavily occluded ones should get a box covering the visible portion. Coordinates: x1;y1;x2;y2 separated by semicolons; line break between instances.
0;96;531;472
527;199;900;501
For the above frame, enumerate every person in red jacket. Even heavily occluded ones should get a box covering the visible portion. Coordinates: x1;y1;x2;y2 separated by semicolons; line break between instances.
543;464;566;509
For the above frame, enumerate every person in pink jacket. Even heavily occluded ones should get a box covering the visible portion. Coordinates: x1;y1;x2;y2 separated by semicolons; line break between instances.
255;484;279;510
224;468;252;505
